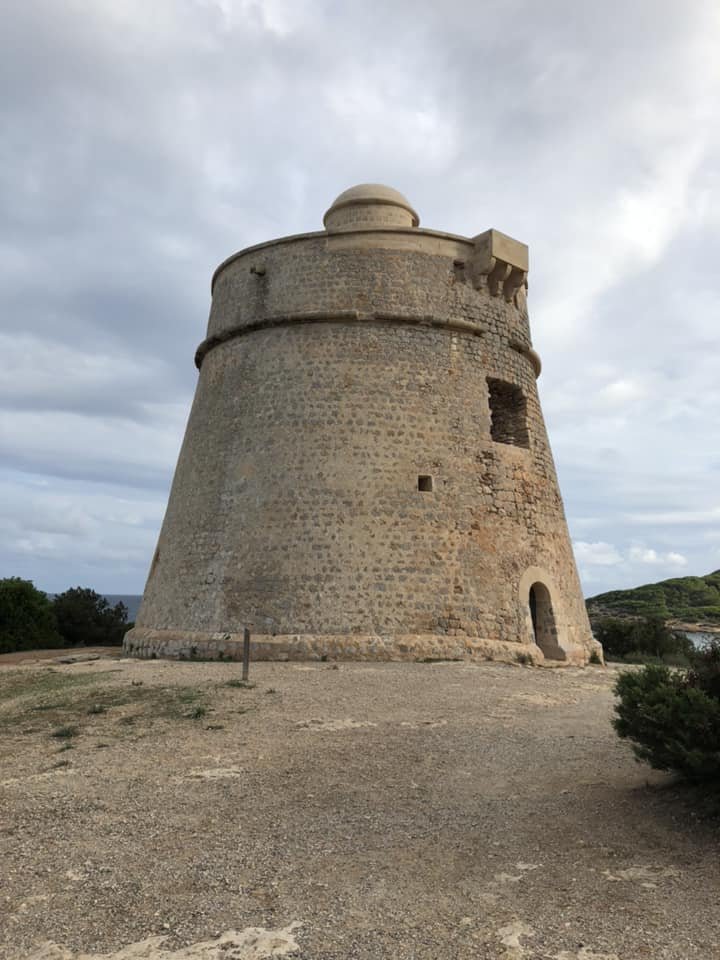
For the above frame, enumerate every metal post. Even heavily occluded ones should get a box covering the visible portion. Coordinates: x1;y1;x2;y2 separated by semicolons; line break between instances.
242;626;251;682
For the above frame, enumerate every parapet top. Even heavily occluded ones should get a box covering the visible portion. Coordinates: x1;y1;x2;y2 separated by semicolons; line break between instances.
324;183;420;232
212;184;530;303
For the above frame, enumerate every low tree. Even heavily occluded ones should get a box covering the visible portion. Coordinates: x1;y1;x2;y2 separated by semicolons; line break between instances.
594;616;694;661
0;578;62;654
52;588;129;647
594;618;638;659
686;639;720;703
613;641;720;783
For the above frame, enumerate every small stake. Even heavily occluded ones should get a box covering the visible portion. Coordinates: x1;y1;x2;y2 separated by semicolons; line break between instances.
242;626;251;682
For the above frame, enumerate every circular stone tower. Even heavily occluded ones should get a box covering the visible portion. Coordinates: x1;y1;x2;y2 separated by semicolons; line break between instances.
124;184;597;665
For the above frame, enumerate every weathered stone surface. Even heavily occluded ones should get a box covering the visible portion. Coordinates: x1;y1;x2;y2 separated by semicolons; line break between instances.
124;185;597;665
122;629;582;666
55;654;101;664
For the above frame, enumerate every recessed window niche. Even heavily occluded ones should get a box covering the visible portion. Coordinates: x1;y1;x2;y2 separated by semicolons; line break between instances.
487;378;529;448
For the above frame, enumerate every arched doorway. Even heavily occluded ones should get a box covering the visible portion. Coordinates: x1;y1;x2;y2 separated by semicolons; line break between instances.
528;582;564;660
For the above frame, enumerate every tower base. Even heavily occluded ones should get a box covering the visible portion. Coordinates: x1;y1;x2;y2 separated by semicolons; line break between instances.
122;627;596;666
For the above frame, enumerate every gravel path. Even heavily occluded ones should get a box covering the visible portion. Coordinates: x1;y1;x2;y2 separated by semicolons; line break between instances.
0;658;717;960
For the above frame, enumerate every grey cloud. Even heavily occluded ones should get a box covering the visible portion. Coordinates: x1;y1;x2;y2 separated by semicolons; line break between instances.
1;0;718;593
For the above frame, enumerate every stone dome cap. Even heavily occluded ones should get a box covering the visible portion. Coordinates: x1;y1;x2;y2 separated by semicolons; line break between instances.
323;183;420;231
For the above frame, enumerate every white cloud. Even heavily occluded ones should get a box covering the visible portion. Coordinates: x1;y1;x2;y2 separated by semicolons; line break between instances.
628;547;688;567
595;378;647;407
325;68;459;172
576;540;695;596
623;508;720;527
573;541;623;566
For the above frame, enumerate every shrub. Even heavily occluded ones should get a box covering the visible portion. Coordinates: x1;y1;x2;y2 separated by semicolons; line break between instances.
595;616;694;661
687;640;720;701
613;642;720;783
661;652;692;668
0;578;62;654
51;724;79;739
52;588;129;647
622;652;663;665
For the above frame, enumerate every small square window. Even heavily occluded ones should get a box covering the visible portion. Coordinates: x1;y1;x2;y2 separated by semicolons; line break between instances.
418;475;433;492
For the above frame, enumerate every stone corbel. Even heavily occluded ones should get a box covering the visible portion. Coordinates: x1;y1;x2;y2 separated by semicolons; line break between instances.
470;229;528;301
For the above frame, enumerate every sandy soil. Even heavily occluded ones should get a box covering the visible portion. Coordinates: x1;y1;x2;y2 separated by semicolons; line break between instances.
0;649;120;668
0;658;718;960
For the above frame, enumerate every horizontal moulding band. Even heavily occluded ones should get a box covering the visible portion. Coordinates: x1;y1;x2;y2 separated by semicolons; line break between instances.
508;339;542;378
194;312;489;368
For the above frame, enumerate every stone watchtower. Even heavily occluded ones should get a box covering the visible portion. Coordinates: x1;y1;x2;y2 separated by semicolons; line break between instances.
124;184;596;665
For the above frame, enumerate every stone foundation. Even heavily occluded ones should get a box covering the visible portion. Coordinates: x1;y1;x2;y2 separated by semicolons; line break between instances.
123;627;596;667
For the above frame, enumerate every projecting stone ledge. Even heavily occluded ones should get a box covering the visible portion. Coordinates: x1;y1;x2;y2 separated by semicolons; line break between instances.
471;228;528;301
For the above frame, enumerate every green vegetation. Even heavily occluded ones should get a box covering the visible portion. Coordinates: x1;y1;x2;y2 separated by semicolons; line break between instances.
52;587;129;647
587;570;720;623
0;668;115;702
0;579;132;654
51;724;79;739
594;616;695;663
0;578;62;654
613;641;720;783
185;704;207;719
0;668;210;734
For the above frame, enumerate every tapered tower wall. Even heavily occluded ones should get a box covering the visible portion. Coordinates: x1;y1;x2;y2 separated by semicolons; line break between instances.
124;186;597;665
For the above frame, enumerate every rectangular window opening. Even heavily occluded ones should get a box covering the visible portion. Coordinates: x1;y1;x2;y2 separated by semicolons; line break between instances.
487;378;530;448
418;475;434;492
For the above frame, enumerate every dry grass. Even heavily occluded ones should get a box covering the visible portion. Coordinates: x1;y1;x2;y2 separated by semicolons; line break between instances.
0;667;213;737
1;657;718;960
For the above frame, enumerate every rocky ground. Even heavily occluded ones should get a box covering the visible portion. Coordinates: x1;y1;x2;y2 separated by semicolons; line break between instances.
0;655;718;960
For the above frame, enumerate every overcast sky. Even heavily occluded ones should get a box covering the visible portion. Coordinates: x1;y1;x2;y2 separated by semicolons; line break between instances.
1;0;719;598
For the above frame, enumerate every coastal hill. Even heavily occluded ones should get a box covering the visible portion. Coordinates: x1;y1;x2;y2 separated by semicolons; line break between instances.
586;570;720;625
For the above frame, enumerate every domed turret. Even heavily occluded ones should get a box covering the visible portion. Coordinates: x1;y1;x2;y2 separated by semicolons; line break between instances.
323;183;419;231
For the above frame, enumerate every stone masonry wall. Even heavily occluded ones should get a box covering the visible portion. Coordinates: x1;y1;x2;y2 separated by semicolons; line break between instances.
126;228;594;663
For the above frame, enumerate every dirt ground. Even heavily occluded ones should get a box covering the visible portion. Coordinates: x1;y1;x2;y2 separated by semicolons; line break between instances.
0;657;718;960
0;649;121;668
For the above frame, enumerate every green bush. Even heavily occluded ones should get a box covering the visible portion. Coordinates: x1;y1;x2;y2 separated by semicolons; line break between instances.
594;616;694;661
621;651;663;665
52;588;129;647
0;578;62;654
687;640;720;701
613;642;720;783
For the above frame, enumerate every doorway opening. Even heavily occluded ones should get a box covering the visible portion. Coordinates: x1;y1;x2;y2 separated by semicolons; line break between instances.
529;582;564;660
